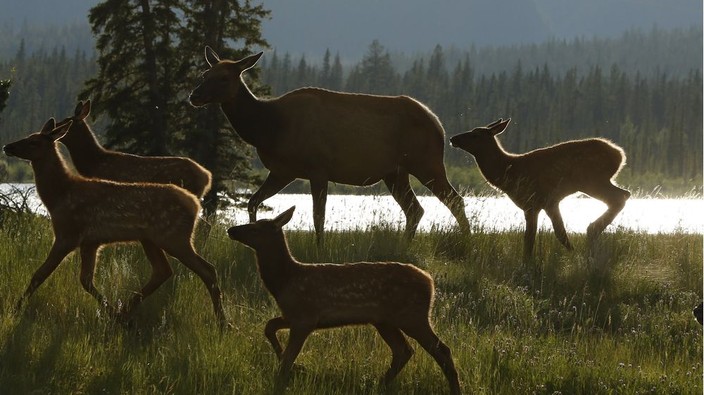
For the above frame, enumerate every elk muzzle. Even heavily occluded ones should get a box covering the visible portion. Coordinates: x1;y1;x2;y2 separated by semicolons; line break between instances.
227;226;246;241
3;143;18;157
188;90;209;107
449;134;464;149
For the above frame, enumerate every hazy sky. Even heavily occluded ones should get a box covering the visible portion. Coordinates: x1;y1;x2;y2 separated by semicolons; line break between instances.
260;0;703;57
0;0;701;58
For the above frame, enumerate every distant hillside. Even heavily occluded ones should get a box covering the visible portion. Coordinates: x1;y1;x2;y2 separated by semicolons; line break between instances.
0;0;701;59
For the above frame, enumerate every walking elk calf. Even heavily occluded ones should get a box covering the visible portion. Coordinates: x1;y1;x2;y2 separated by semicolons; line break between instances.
227;206;461;394
57;100;212;198
450;118;630;257
3;119;227;329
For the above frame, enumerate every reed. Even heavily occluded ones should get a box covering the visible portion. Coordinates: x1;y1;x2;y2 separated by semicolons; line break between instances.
0;211;701;394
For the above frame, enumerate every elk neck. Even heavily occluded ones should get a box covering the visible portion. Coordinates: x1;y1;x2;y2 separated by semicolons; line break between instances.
472;138;516;187
219;79;279;148
31;144;78;211
252;230;299;298
60;120;107;172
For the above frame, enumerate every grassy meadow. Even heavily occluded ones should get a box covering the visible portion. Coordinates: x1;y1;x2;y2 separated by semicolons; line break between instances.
0;210;701;394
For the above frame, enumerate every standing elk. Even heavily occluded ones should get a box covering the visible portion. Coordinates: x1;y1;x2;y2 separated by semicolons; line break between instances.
227;206;461;394
189;47;470;241
57;100;212;198
450;118;630;258
2;119;227;329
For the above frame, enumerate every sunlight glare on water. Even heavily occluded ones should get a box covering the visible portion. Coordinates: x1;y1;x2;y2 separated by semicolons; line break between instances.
2;184;700;234
224;193;703;234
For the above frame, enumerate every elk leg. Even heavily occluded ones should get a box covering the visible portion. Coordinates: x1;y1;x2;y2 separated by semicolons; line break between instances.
277;324;314;382
121;240;174;319
523;209;539;259
401;321;461;395
545;204;573;250
383;170;424;239
310;177;328;243
78;243;119;318
163;241;228;330
15;239;75;313
248;173;295;222
265;316;289;359
584;183;630;241
417;171;470;234
374;323;414;385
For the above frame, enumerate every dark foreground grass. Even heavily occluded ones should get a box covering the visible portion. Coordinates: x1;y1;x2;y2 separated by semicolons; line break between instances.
0;212;701;394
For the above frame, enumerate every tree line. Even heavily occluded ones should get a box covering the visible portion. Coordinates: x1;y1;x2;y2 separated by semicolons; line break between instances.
0;11;701;198
260;38;702;195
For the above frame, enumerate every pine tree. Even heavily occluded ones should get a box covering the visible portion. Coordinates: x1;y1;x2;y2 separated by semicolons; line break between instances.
320;49;332;88
318;49;344;91
177;0;270;213
82;0;269;213
347;40;398;94
84;0;182;155
0;79;9;117
328;52;344;91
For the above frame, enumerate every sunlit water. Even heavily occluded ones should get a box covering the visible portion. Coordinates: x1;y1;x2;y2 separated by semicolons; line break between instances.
223;193;703;234
3;183;700;234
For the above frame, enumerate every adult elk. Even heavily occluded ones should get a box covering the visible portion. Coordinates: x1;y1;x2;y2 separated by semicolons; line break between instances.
3;119;227;330
189;47;469;240
450;118;630;258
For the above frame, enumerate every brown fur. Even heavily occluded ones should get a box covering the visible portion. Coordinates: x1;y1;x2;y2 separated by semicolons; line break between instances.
450;118;630;257
2;119;227;329
57;100;212;198
227;207;461;394
190;47;469;241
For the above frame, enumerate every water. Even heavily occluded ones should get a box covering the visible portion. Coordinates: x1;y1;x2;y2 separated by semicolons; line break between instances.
224;193;703;234
4;183;700;234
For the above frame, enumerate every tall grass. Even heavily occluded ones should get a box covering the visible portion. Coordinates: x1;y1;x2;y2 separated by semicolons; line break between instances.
0;211;701;394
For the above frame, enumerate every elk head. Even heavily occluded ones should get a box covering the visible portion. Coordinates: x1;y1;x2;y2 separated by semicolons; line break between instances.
189;46;263;107
3;118;72;161
227;206;296;250
450;118;511;155
56;100;90;129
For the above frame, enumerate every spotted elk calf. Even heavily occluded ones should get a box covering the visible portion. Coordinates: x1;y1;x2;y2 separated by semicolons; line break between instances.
227;206;461;394
3;119;227;330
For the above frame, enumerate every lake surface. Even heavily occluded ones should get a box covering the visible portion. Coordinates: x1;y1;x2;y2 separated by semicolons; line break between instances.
223;193;703;234
4;183;700;234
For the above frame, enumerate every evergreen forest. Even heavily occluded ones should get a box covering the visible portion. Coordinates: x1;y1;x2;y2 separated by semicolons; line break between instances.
0;23;701;196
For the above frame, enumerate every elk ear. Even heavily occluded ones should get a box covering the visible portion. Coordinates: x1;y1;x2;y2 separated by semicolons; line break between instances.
486;118;503;128
40;118;57;134
205;46;220;67
273;206;296;228
76;100;91;119
238;52;263;72
47;120;72;141
490;118;511;136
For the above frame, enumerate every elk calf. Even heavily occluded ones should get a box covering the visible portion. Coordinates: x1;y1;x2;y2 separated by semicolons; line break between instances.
227;206;461;394
450;119;630;257
57;100;212;198
2;119;227;329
